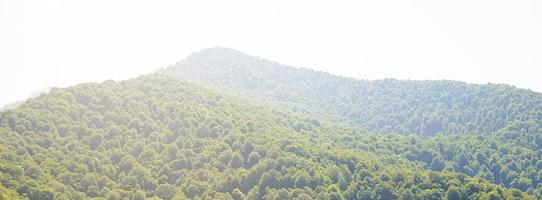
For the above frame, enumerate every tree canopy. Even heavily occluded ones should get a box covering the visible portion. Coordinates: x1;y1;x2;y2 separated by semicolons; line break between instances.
1;48;541;199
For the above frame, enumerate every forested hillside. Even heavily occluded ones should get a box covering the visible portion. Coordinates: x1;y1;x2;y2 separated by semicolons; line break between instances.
159;47;542;136
156;47;542;196
318;124;542;196
2;48;542;199
0;76;531;199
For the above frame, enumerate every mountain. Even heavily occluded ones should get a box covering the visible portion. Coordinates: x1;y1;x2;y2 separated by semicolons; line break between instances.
158;47;542;136
1;48;541;199
0;75;532;199
157;47;542;196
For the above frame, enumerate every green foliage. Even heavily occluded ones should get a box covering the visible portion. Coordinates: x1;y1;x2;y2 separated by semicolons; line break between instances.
158;47;542;196
0;76;397;199
159;47;542;136
0;55;539;199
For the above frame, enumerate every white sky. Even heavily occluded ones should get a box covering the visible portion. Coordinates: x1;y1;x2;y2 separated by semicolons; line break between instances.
1;0;541;106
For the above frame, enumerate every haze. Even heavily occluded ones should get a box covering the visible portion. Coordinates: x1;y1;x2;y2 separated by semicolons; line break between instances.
1;0;541;106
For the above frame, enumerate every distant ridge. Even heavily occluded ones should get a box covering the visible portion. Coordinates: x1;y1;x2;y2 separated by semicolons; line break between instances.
159;47;542;136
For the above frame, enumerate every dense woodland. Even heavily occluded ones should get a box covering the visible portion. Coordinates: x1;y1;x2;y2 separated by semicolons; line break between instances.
159;47;542;136
0;48;541;199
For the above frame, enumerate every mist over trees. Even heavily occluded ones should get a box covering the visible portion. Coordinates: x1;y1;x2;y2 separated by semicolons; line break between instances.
159;47;542;136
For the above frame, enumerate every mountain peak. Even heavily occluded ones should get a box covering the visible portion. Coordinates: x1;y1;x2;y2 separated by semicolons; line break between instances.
161;47;285;77
197;46;244;53
187;47;248;60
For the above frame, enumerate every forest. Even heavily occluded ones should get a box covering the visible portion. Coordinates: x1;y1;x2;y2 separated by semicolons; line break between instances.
1;48;542;199
159;47;542;136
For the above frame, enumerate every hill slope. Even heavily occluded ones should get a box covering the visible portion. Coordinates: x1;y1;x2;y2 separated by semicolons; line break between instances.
159;47;542;136
0;75;530;199
157;47;542;196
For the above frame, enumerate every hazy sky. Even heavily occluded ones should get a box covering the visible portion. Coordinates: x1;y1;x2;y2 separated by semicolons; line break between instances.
1;0;541;106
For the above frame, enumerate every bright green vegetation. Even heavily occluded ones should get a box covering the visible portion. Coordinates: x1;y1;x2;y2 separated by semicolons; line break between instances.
0;76;531;199
1;48;541;199
157;47;542;196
